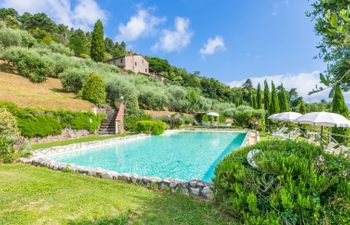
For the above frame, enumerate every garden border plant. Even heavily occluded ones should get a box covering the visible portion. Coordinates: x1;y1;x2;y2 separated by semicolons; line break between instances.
213;139;350;225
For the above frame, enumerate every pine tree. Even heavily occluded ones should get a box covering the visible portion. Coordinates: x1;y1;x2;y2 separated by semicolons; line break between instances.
331;85;349;143
256;83;262;109
298;100;307;114
279;84;289;112
90;20;105;62
269;81;280;114
263;80;270;113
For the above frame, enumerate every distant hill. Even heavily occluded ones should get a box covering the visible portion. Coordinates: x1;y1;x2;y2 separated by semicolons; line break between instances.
0;70;94;112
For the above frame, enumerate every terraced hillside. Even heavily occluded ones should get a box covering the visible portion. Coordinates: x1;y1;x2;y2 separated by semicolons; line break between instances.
0;71;94;112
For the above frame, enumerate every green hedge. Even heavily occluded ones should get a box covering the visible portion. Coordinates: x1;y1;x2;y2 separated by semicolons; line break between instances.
213;140;350;225
136;120;166;135
0;102;102;138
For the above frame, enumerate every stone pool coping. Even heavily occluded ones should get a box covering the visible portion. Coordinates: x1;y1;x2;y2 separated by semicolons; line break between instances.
19;129;250;199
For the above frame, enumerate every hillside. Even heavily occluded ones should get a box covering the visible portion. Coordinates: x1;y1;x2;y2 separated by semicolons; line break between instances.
0;71;94;111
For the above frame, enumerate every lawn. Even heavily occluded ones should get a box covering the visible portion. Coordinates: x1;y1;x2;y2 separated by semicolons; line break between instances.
0;164;229;225
30;133;133;150
0;69;94;111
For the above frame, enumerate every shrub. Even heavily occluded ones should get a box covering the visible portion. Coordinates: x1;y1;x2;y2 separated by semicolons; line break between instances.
0;135;16;163
0;28;36;48
138;88;169;110
56;111;102;133
17;115;62;138
136;120;166;135
0;102;102;137
81;73;106;106
213;140;350;225
59;68;88;92
0;108;19;137
1;47;54;82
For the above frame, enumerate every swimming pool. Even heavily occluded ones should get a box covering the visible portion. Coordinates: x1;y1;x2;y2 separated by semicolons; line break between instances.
48;131;246;182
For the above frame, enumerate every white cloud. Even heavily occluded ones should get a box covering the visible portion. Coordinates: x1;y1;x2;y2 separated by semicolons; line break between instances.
116;7;165;42
152;17;192;52
200;36;225;57
272;0;289;16
0;0;107;30
229;71;350;104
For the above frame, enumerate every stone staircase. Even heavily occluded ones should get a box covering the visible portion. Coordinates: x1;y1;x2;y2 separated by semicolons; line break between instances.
98;107;116;135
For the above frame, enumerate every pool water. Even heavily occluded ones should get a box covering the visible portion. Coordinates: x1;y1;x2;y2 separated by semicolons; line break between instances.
49;131;246;182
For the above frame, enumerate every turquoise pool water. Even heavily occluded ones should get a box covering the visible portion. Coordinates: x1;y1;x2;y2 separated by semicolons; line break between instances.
49;131;246;182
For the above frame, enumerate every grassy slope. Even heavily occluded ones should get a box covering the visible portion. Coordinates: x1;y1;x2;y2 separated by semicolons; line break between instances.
0;70;94;112
0;164;228;225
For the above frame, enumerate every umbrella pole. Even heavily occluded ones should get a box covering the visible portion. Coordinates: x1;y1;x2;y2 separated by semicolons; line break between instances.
320;126;324;150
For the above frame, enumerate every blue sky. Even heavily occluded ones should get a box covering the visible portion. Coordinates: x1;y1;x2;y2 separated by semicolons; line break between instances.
2;0;346;103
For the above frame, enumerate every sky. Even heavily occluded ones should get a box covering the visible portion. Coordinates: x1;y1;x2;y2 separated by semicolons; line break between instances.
1;0;348;104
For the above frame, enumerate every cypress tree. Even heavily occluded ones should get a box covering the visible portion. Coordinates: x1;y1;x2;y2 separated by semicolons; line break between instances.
269;81;280;114
331;85;349;142
279;84;289;112
263;80;270;130
250;91;257;109
256;83;262;109
298;100;307;114
90;20;105;62
263;80;270;113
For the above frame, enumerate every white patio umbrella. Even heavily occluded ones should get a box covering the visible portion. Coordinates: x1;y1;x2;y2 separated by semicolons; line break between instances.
207;112;219;117
269;112;302;122
293;112;350;148
269;112;303;138
268;113;280;120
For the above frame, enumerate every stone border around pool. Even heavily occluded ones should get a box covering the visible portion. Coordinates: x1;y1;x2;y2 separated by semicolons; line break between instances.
19;133;217;199
18;130;253;199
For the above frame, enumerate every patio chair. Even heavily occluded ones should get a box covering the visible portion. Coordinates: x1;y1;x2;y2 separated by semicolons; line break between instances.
272;127;288;137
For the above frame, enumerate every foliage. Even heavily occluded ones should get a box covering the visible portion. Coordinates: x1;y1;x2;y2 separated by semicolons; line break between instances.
81;73;106;106
308;1;350;96
18;114;62;138
0;27;36;47
263;80;270;114
59;68;88;92
105;38;127;58
1;46;54;82
0;135;16;163
0;102;102;137
224;105;265;128
135;120;166;135
0;108;19;137
331;85;349;143
278;84;289;112
68;29;88;56
214;140;350;225
297;100;307;114
39;42;73;56
138;88;169;110
90;20;104;62
269;81;280;115
124;113;151;132
256;83;262;109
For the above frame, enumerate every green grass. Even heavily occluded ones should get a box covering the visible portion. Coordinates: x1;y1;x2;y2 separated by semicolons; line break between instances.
30;133;133;150
0;164;229;225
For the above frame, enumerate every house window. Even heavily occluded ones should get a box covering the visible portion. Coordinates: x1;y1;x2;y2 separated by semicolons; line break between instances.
135;62;137;66
145;68;147;72
120;59;123;63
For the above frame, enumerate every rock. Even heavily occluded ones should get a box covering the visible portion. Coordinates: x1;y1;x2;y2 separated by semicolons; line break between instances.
190;187;200;196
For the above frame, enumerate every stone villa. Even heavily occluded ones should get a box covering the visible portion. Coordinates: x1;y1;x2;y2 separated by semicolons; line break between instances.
106;54;150;75
106;54;169;81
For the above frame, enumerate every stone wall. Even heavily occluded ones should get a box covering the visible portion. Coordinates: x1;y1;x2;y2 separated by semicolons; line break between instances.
29;128;90;144
19;157;213;199
20;133;213;199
